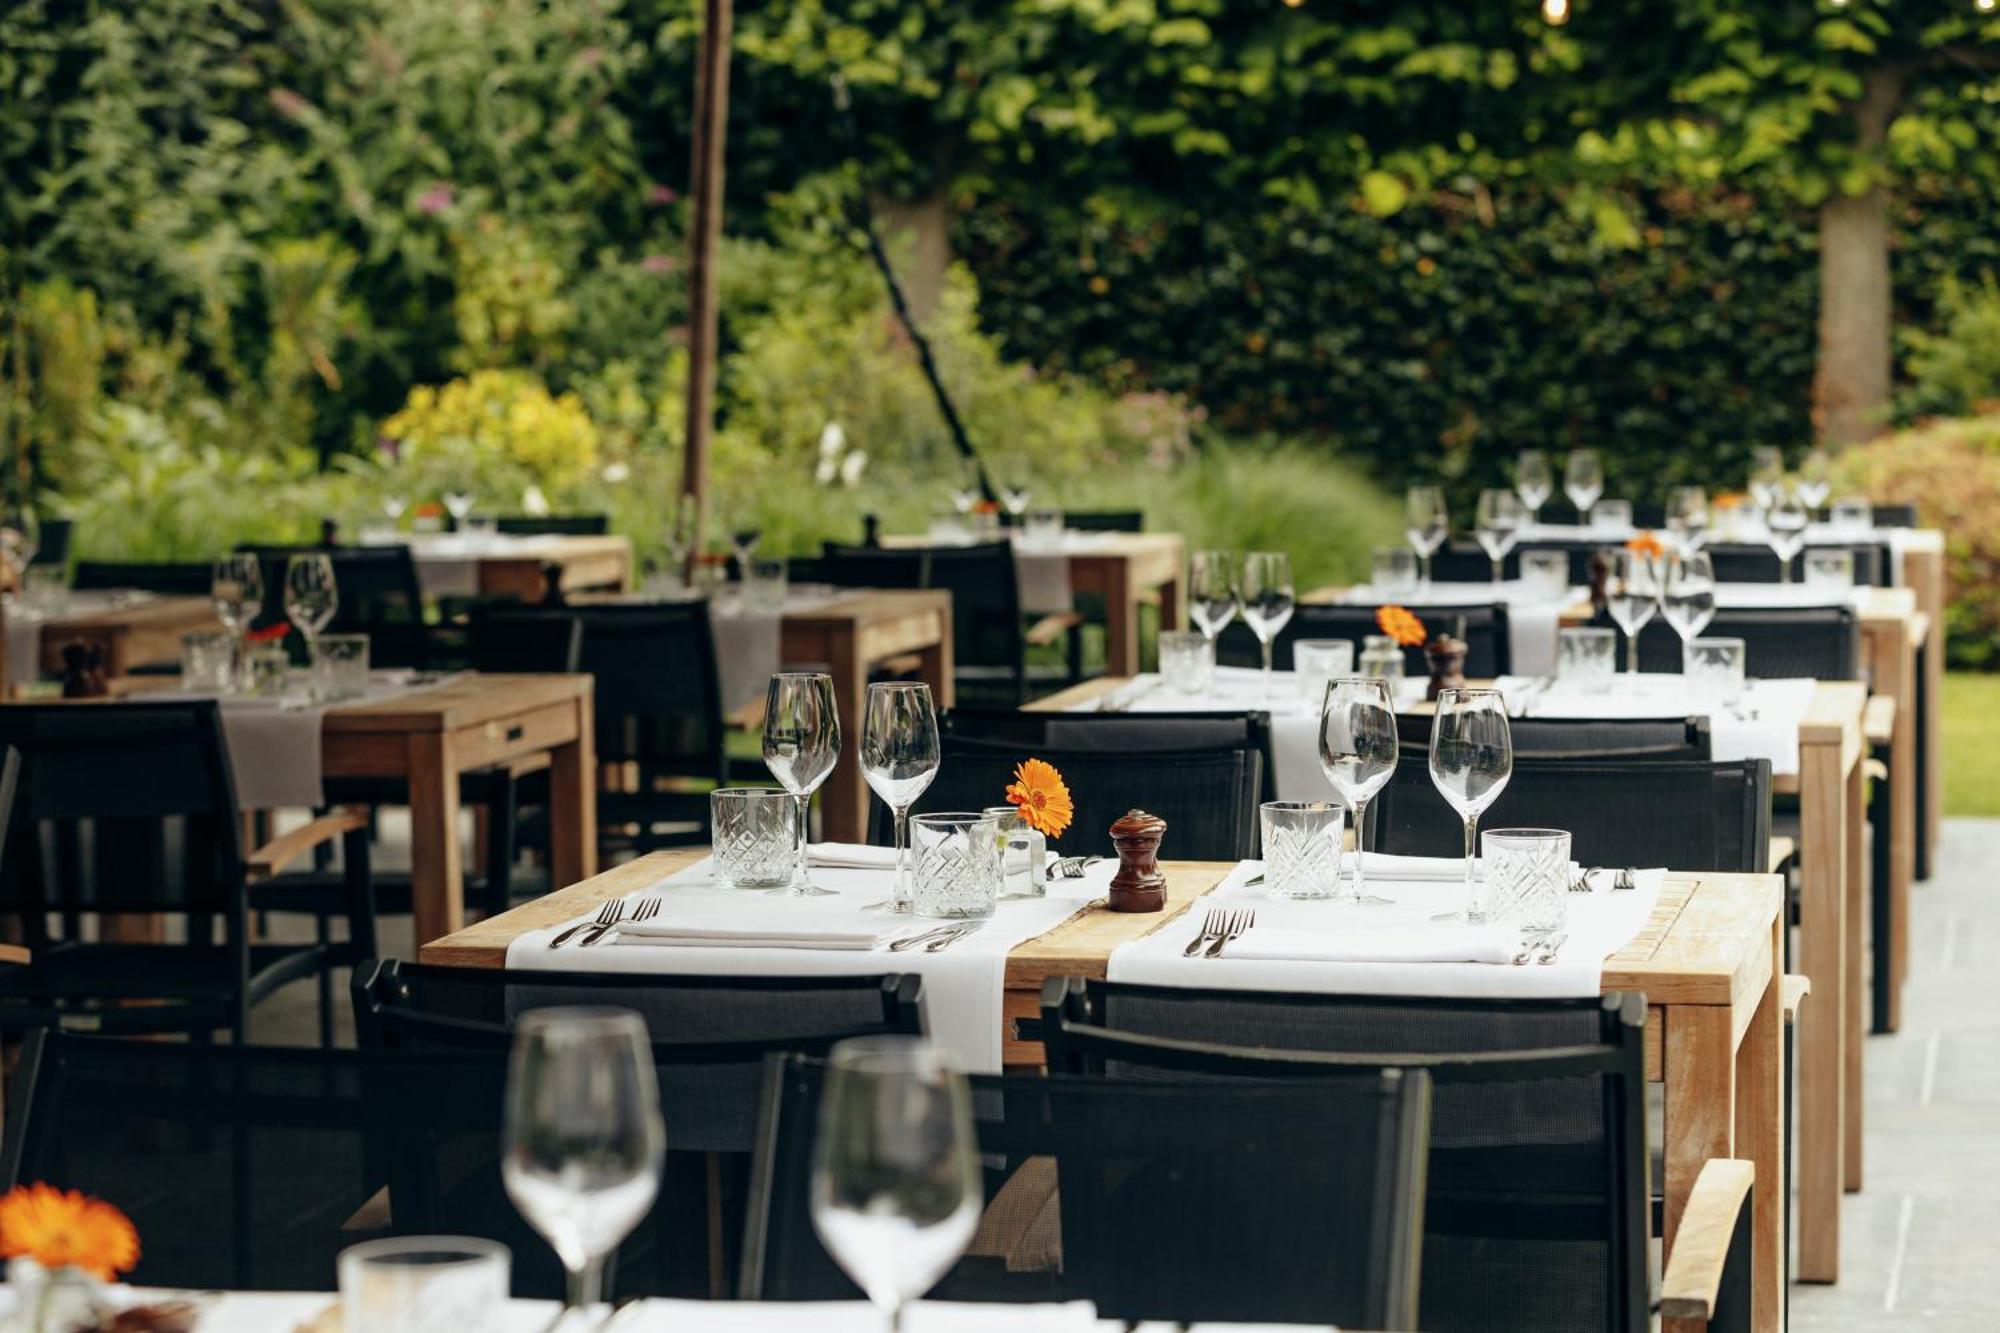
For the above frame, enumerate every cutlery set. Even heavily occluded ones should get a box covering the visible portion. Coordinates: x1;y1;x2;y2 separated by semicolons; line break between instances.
1181;907;1256;958
886;922;985;952
1569;866;1639;893
544;896;659;949
1511;932;1567;966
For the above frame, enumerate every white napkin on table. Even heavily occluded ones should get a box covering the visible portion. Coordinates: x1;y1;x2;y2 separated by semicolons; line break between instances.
808;842;900;869
1226;922;1517;965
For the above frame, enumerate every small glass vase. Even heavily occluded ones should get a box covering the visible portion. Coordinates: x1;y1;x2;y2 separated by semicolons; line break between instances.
1358;633;1405;683
5;1259;109;1333
983;806;1046;900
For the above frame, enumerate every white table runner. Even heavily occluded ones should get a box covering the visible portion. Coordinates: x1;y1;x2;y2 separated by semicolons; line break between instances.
1495;673;1817;776
405;533;573;599
1339;579;1570;676
1109;859;1663;1000
1712;582;1866;610
708;586;844;713
1013;532;1117;617
190;671;444;810
2;590;162;689
508;858;1111;1072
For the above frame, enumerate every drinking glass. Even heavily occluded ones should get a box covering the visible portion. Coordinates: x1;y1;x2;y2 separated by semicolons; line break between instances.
1482;828;1571;949
247;646;291;698
1021;509;1064;550
1518;550;1569;600
338;1237;510;1333
983;806;1046;900
284;553;339;668
1590;499;1632;533
1293;639;1356;713
1428;687;1513;922
461;515;498;548
1830;496;1874;537
1259;801;1344;901
1370;547;1421;599
1805;548;1856;595
1405;486;1449;585
0;505;39;586
812;1037;981;1333
443;491;476;530
318;633;371;700
1240;551;1295;700
1661;551;1717;645
860;682;940;914
1685;636;1748;707
910;812;1002;920
731;526;764;569
1188;551;1239;644
1556;627;1617;693
1605;549;1661;674
763;672;842;897
1158;630;1216;695
1795;447;1833;510
997;476;1032;520
181;633;235;694
710;788;797;890
1747;446;1786;513
211;554;264;686
1563;449;1604;517
744;558;789;615
1318;676;1398;906
1358;633;1405;683
1473;489;1524;583
950;459;983;516
1666;486;1711;552
1765;494;1810;582
1514;449;1553;523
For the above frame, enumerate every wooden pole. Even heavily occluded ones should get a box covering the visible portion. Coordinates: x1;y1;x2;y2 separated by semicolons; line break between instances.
681;0;732;567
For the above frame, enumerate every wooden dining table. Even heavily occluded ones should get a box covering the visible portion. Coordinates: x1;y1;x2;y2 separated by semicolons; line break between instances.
425;849;1786;1333
3;594;222;689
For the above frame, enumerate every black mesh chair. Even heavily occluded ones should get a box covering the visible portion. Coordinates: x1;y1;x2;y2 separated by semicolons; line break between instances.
0;702;375;1042
1220;602;1511;677
941;708;1279;802
1039;984;1754;1333
1372;754;1771;872
1394;713;1712;762
881;737;1264;861
1618;607;1862;679
71;561;212;596
743;1053;1430;1328
1062;510;1144;532
1703;543;1885;587
29;518;70;569
496;514;610;536
1869;503;1917;528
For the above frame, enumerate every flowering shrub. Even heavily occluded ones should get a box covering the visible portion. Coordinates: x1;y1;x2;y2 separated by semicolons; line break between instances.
380;370;602;495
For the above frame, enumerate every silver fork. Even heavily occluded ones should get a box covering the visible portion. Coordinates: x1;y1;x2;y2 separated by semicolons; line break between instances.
925;922;986;952
889;925;956;952
1613;867;1638;891
1204;908;1255;958
1182;907;1228;957
582;896;655;946
1569;867;1601;894
1050;855;1105;879
548;899;623;949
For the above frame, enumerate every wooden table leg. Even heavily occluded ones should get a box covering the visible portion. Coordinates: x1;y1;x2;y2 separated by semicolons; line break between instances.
916;626;956;709
1909;545;1944;870
1844;755;1866;1192
406;731;464;950
1101;559;1140;678
1795;738;1847;1282
549;695;599;891
1663;1003;1738;1325
817;627;870;843
1157;569;1186;633
1736;921;1785;1333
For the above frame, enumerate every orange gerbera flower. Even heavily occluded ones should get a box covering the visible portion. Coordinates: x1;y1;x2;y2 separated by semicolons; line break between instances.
1625;531;1666;559
1005;758;1074;840
1376;604;1427;648
0;1184;140;1279
1710;491;1746;511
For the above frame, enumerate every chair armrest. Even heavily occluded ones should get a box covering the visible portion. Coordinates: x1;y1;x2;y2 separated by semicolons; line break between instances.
245;807;371;883
1863;694;1896;749
1659;1158;1755;1321
1783;973;1810;1026
1767;835;1796;869
0;943;29;966
1025;612;1083;648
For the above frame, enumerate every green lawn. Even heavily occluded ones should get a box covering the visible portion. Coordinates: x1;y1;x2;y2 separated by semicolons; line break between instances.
1945;673;2000;817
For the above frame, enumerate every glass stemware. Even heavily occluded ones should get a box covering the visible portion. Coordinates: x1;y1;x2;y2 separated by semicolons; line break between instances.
731;527;763;570
1514;449;1553;524
284;553;339;674
1765;495;1810;582
1428;688;1513;923
1563;448;1604;518
1188;551;1239;645
1605;549;1661;674
1747;446;1786;514
211;554;265;690
1240;551;1295;702
1666;485;1710;553
1404;486;1449;586
503;1008;665;1315
1662;551;1718;646
860;682;941;914
1473;489;1524;583
1795;447;1833;510
443;490;476;530
812;1037;980;1333
1318;677;1399;906
763;672;842;897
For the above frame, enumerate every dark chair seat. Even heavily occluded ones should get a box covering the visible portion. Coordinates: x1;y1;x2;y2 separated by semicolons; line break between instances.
0;942;329;1035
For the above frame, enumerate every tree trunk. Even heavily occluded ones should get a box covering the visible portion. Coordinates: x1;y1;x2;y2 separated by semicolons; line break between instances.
1813;65;1904;448
873;188;953;325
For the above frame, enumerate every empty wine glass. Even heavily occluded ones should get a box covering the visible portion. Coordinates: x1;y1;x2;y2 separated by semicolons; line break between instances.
0;505;39;589
860;683;940;914
1188;551;1239;644
1318;677;1399;906
812;1037;980;1333
211;554;265;690
996;466;1031;519
1666;486;1710;553
285;553;339;672
764;672;841;897
503;1008;665;1315
1514;449;1553;524
1747;446;1786;513
1765;495;1810;582
1405;486;1449;586
1661;551;1717;646
1795;447;1833;510
443;490;476;531
1563;449;1604;517
1428;688;1513;923
731;526;763;570
1605;549;1661;674
1240;551;1295;701
1473;489;1524;583
948;459;982;516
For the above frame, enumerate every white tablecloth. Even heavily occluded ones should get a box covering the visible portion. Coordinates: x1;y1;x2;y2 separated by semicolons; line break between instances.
405;533;572;599
507;858;1111;1072
1711;582;1866;610
1109;859;1662;1000
920;528;1119;617
2;590;162;689
1339;580;1570;676
1495;673;1818;777
185;671;443;810
708;586;844;713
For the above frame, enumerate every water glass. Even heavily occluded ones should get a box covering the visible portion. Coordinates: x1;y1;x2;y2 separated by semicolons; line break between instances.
928;512;972;545
339;1237;510;1333
247;646;291;698
1358;633;1405;683
181;632;235;693
1158;630;1216;695
1482;828;1571;945
1260;800;1344;901
1020;509;1064;551
318;633;370;700
744;558;789;615
1556;627;1617;693
1518;550;1569;600
1370;547;1421;599
1804;548;1855;595
1685;637;1748;706
460;515;499;548
983;806;1046;900
1293;639;1356;711
911;812;1002;920
22;566;68;617
1830;496;1874;536
710;788;798;890
1590;499;1632;533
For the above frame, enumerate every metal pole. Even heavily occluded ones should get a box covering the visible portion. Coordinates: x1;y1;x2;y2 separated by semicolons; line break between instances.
680;0;732;571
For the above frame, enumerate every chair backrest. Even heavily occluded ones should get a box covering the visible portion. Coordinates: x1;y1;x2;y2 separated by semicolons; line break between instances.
1869;503;1916;528
1041;982;1652;1333
742;1052;1430;1329
241;544;427;631
1061;510;1143;532
1623;606;1862;679
466;605;584;673
70;561;212;596
824;542;1024;689
30;518;71;569
1703;543;1886;587
1372;753;1771;872
1394;713;1713;762
495;514;610;536
1221;603;1511;677
942;708;1279;801
888;737;1264;861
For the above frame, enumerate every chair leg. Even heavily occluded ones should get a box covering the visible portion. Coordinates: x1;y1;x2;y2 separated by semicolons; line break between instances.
1869;749;1894;1035
483;774;521;920
315;914;335;1049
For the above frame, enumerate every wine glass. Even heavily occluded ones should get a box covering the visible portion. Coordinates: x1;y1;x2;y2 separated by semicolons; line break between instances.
503;1008;665;1314
949;459;982;516
1188;551;1239;644
812;1037;980;1333
1605;549;1661;674
1747;447;1786;513
1428;688;1513;923
1514;450;1553;524
731;526;763;570
1405;486;1449;586
1661;551;1717;646
996;466;1031;519
284;553;339;672
1563;449;1604;518
0;505;39;590
1666;486;1710;553
1795;447;1833;510
763;672;841;897
1240;552;1295;702
1318;677;1399;907
211;554;265;689
1473;489;1524;583
1765;495;1810;582
443;490;476;531
860;683;940;914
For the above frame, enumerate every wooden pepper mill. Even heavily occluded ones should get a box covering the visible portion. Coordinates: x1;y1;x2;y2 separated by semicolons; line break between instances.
1107;809;1167;913
1424;634;1468;701
58;643;109;698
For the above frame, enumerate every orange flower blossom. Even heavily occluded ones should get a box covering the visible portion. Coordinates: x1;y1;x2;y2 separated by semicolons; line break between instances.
1624;531;1666;560
1376;604;1427;648
1005;758;1074;840
0;1184;140;1280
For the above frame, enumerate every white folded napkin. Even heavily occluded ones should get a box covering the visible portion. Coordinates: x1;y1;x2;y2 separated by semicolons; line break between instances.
1348;853;1477;882
808;842;899;870
1225;923;1518;965
609;920;893;951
